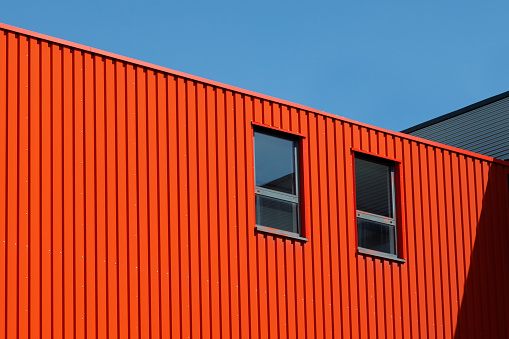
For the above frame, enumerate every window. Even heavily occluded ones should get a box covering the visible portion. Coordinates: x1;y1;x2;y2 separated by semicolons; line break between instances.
254;128;302;238
354;153;398;257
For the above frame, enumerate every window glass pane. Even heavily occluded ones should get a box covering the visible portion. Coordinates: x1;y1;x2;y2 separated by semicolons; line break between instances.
355;157;392;217
254;131;296;195
357;218;395;255
256;195;298;233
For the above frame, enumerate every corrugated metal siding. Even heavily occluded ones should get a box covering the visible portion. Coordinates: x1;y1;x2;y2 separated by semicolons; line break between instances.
1;28;509;339
406;97;509;160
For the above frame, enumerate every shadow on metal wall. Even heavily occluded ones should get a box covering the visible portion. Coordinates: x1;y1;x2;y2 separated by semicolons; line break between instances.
454;167;509;338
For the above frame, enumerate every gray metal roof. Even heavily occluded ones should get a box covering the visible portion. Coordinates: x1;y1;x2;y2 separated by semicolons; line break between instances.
402;91;509;161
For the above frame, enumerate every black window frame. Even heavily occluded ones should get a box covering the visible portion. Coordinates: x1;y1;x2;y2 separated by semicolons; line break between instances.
353;151;404;262
253;125;307;242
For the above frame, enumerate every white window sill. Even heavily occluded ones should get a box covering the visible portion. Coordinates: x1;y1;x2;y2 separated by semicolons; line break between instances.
255;225;308;242
358;247;405;263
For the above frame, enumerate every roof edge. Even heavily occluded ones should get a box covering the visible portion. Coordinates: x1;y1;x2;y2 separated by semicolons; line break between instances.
0;23;379;129
1;22;509;167
401;90;509;134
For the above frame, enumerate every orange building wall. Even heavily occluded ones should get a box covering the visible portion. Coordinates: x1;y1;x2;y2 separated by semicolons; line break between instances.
1;24;509;338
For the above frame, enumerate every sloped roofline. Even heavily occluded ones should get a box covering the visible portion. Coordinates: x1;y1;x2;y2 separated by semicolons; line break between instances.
1;22;508;166
401;90;509;133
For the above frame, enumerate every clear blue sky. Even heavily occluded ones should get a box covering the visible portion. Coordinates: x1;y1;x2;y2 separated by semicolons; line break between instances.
2;2;509;132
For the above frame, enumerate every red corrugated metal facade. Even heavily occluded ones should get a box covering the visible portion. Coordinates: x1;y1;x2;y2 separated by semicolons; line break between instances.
1;23;509;339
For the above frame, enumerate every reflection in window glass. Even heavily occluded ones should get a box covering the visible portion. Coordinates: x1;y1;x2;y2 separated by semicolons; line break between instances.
254;131;296;195
255;195;298;233
357;219;395;254
355;157;392;217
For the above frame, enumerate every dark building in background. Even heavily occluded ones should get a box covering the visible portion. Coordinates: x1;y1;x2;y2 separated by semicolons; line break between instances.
402;91;509;161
